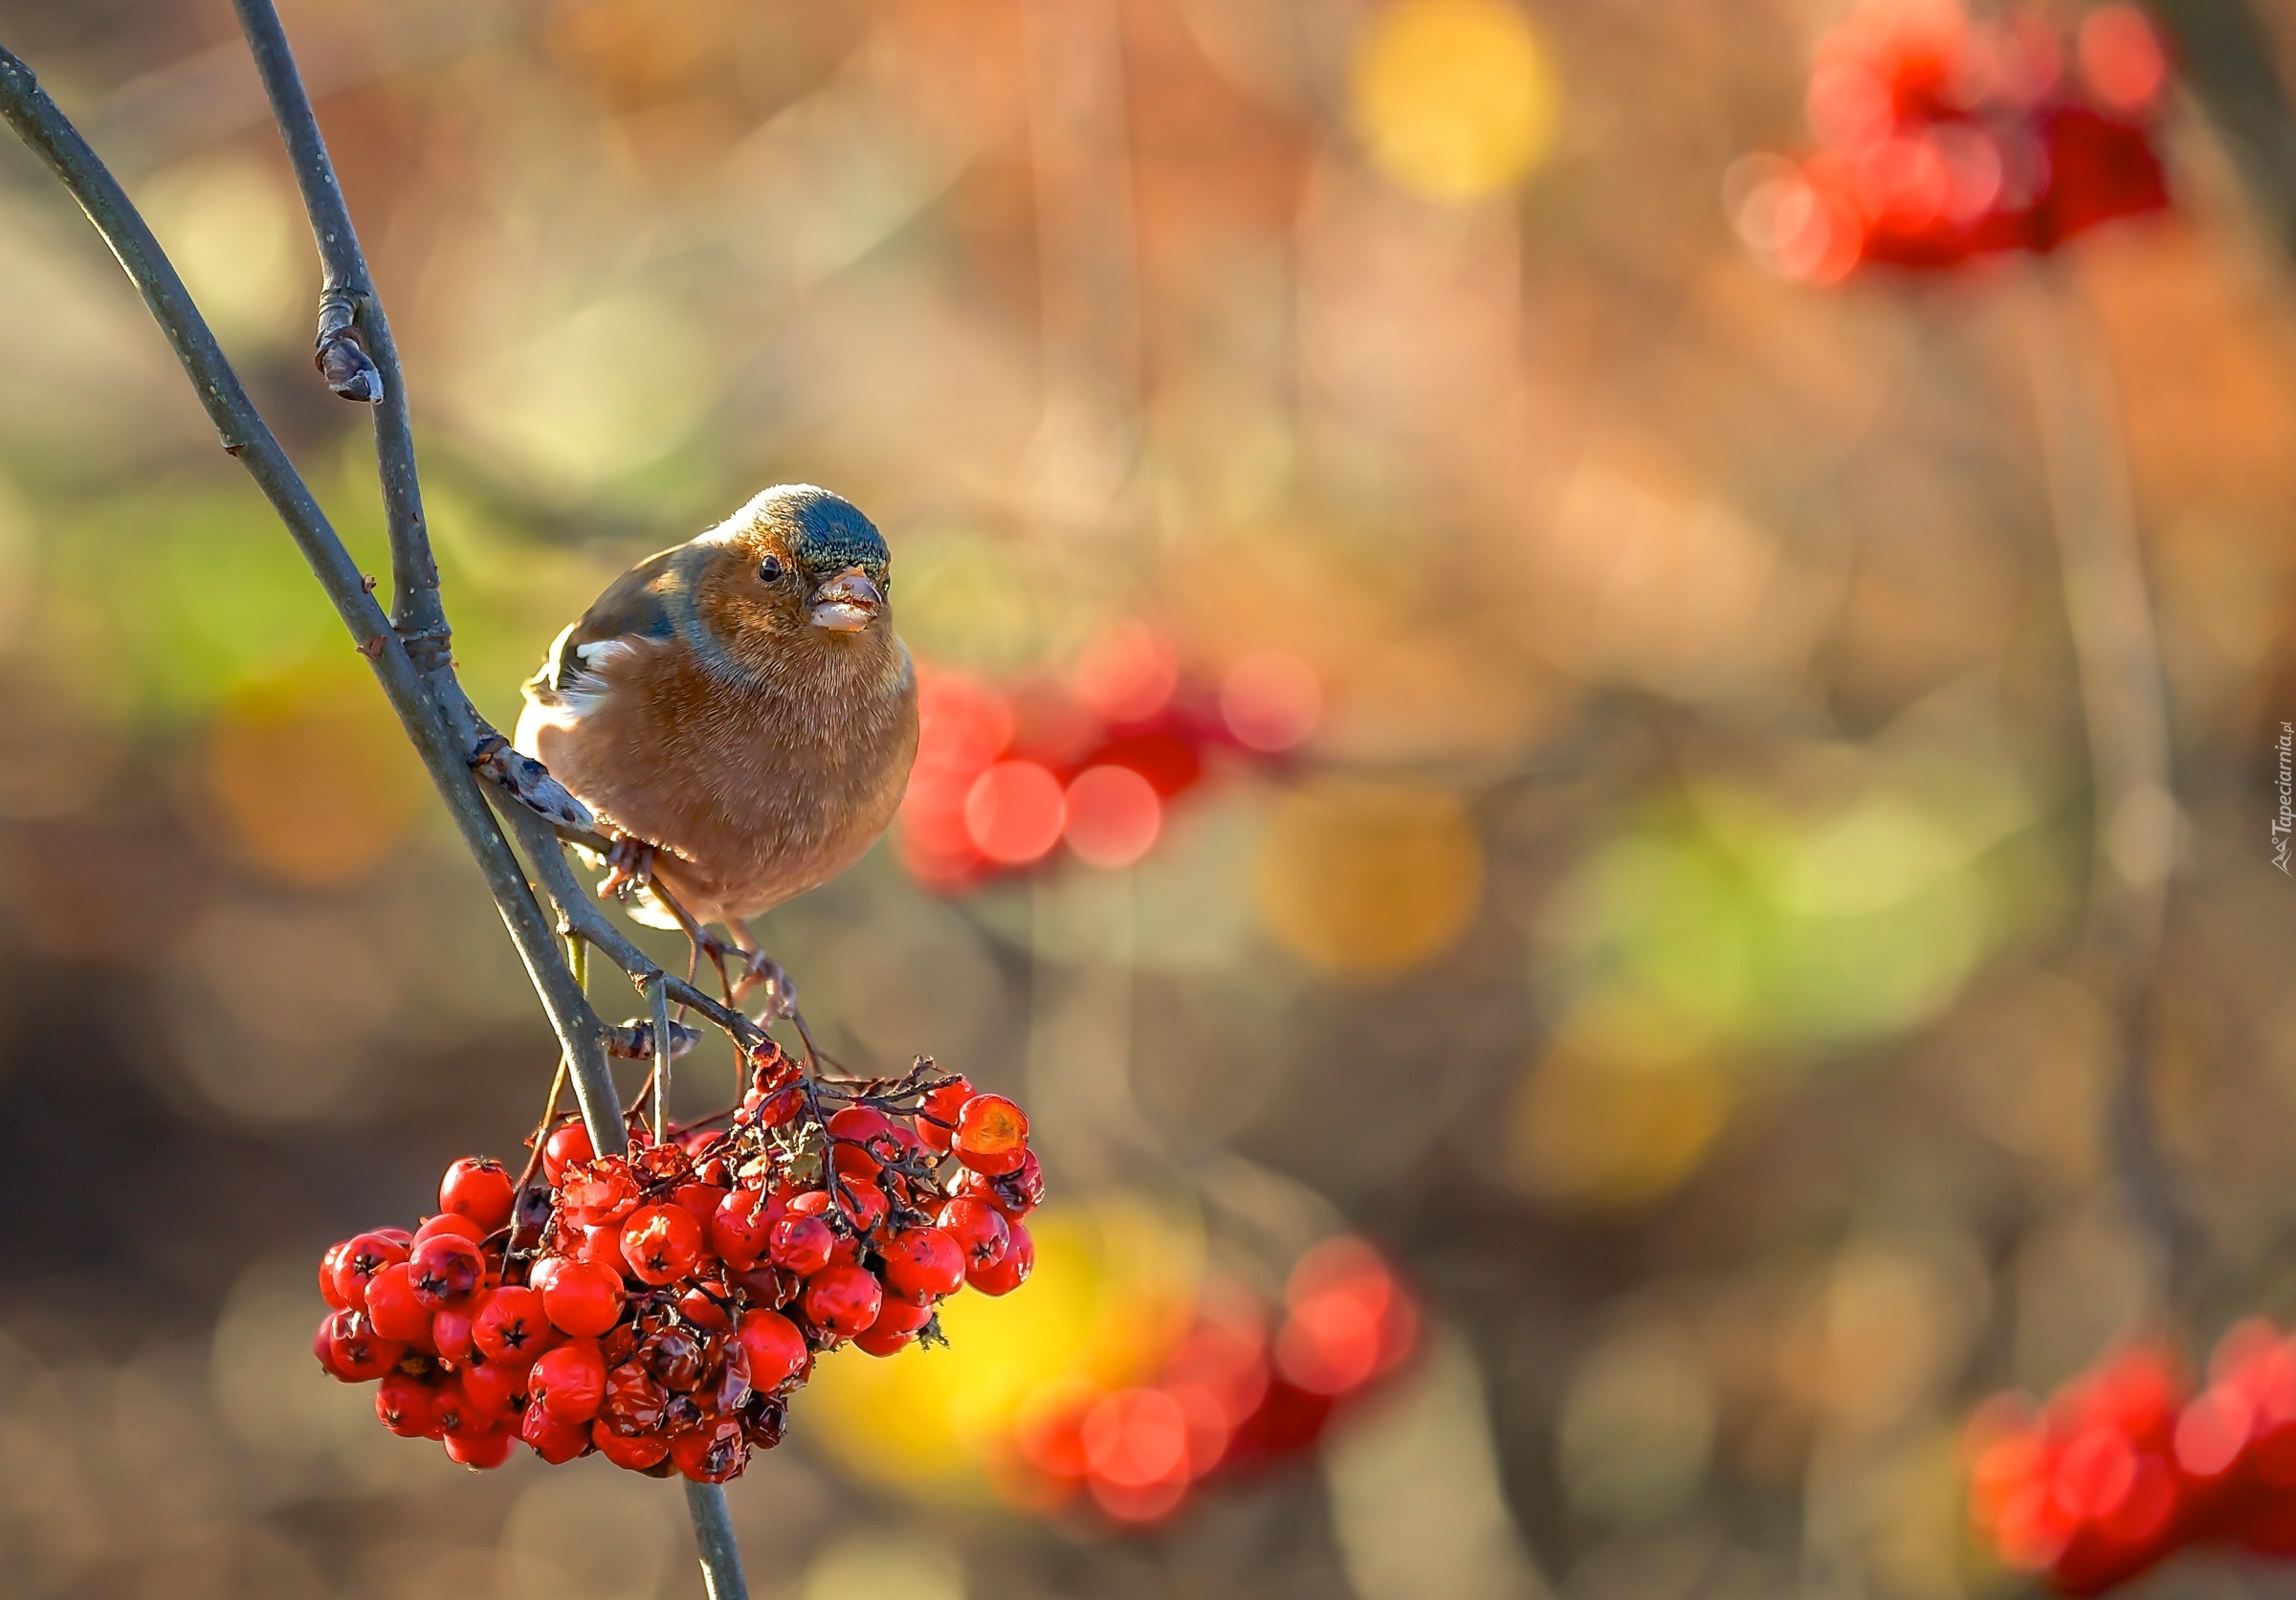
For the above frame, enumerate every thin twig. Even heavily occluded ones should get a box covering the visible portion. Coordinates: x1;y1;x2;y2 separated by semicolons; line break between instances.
2021;265;2195;1295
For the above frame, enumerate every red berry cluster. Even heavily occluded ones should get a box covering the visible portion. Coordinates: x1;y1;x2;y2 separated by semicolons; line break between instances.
1967;1321;2296;1594
1010;1237;1417;1523
896;624;1320;891
315;1048;1043;1479
1738;0;2171;283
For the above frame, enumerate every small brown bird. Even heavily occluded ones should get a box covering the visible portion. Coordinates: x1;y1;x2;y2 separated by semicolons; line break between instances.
515;485;918;944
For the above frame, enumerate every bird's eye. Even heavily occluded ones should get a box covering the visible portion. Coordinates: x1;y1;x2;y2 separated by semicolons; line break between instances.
758;556;784;583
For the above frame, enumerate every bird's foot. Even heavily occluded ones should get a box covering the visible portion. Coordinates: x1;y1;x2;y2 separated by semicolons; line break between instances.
597;835;656;900
733;953;798;1021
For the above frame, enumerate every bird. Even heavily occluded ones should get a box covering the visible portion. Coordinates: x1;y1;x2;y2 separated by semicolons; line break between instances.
515;484;919;954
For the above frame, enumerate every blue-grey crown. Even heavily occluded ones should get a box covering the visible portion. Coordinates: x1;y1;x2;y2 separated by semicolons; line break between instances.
749;483;887;574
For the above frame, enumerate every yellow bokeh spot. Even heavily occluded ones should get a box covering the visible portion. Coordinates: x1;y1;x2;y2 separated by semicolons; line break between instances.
802;1202;1202;1498
1255;778;1484;978
1512;1004;1735;1205
202;668;428;888
1350;0;1561;202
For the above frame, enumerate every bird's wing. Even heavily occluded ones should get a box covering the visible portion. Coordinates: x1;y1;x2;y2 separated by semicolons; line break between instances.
524;545;684;710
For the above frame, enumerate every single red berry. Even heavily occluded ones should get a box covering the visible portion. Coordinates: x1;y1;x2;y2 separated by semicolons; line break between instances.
835;1179;889;1237
802;1263;883;1340
520;1401;592;1464
412;1211;489;1248
431;1305;477;1365
854;1293;935;1357
831;1142;883;1182
364;1261;435;1344
674;1182;729;1230
735;1309;809;1390
679;1289;732;1331
742;1396;789;1451
622;1205;706;1286
320;1240;353;1310
958;1151;1044;1219
560;1157;642;1228
937;1198;1011;1269
642;1325;709;1392
375;1371;434;1437
324;1309;406;1382
591;1419;669;1471
458;1359;523;1426
767;1214;835;1276
528;1255;566;1299
542;1121;594;1186
968;1219;1034;1297
573;1221;630;1277
672;1417;748;1483
330;1231;408;1310
408;1233;488;1311
530;1339;607;1422
473;1285;552;1364
917;1076;974;1152
314;1315;351;1381
443;1428;515;1470
954;1094;1029;1175
880;1227;966;1301
541;1257;627;1337
440;1156;517;1233
602;1361;670;1435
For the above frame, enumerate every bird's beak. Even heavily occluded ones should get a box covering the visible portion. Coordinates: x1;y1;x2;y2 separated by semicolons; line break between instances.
808;567;883;632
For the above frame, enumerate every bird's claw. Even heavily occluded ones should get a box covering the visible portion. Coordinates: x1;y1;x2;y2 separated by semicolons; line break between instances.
737;954;798;1020
598;836;655;900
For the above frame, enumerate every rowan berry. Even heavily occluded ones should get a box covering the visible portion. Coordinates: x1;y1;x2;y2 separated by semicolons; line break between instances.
603;1362;670;1435
854;1294;935;1357
968;1219;1034;1297
573;1221;629;1276
803;1264;883;1340
541;1121;593;1186
541;1257;626;1337
881;1226;966;1301
736;1308;808;1390
767;1214;835;1276
560;1157;640;1228
742;1395;788;1451
364;1262;434;1344
674;1182;729;1229
375;1372;434;1438
622;1204;706;1286
443;1428;515;1469
521;1402;592;1464
331;1232;408;1310
708;1188;775;1267
320;1240;353;1310
408;1233;487;1310
591;1420;670;1470
324;1309;406;1381
917;1076;973;1152
531;1339;607;1422
937;1198;1010;1269
431;1305;477;1366
956;1153;1042;1219
679;1288;732;1330
473;1285;552;1364
706;1341;753;1415
835;1179;889;1237
954;1094;1028;1174
412;1211;488;1248
644;1325;708;1392
672;1417;748;1483
440;1156;516;1233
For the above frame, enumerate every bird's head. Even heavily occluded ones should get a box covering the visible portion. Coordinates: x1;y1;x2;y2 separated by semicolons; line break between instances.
695;484;895;660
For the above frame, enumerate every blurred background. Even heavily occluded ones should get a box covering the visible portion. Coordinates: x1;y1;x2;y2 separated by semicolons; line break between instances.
2;0;2295;1596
